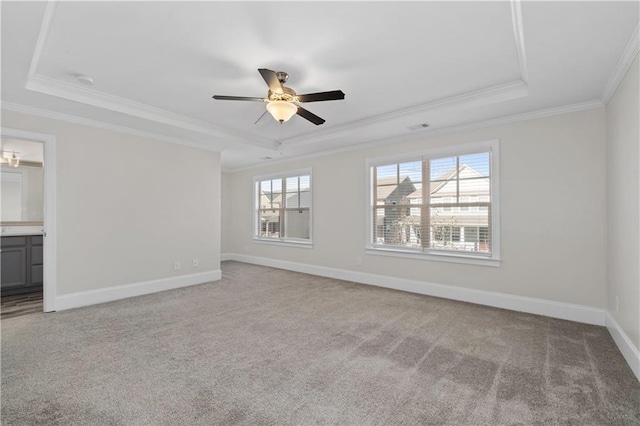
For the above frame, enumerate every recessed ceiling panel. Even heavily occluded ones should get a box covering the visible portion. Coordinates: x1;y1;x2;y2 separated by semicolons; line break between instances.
35;1;521;140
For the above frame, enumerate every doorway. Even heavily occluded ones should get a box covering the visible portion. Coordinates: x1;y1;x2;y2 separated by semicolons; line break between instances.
0;128;56;313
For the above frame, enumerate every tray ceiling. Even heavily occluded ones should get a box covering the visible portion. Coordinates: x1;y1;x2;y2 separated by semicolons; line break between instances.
1;1;638;169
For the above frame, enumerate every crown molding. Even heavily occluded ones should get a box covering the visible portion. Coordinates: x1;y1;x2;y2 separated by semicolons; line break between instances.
280;80;529;147
1;102;221;152
24;74;274;149
510;0;529;84
602;21;639;104
408;99;603;139
23;0;528;161
25;0;530;153
24;0;533;155
27;1;57;79
278;1;530;148
24;1;272;149
225;99;603;173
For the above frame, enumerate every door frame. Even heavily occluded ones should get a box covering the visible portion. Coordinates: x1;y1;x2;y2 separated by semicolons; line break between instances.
1;127;57;312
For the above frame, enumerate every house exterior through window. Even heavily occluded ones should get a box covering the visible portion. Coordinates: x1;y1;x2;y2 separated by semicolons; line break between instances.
367;140;500;266
254;170;312;245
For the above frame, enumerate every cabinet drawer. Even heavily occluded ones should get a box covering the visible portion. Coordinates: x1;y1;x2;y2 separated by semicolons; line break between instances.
1;236;26;247
31;236;43;246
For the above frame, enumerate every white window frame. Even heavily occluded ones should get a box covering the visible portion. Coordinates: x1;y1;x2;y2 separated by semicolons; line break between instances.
365;140;501;267
253;168;313;247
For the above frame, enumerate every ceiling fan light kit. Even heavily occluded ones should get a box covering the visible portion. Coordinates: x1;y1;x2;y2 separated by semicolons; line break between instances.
213;68;345;125
266;100;298;123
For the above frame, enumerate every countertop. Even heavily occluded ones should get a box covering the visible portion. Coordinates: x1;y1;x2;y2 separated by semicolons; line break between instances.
1;226;44;237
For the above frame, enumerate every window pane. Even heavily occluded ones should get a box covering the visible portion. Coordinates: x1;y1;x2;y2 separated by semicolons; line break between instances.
430;156;456;181
285;192;299;208
430;209;490;253
464;226;479;242
376;185;396;205
399;161;422;183
374;206;421;248
375;163;419;207
376;164;397;182
460;152;490;177
260;209;280;238
299;175;310;190
299;190;311;208
286;176;299;192
430;211;457;249
408;183;422;205
260;178;283;209
285;209;310;239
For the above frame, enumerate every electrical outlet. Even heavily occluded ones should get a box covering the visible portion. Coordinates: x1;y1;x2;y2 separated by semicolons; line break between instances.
173;261;181;271
357;257;363;266
244;245;249;251
615;296;619;313
192;259;199;267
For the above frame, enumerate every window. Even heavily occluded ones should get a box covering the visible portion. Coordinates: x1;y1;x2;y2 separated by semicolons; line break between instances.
367;140;500;265
254;170;312;245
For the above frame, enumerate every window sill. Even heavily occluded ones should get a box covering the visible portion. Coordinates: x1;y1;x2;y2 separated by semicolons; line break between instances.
253;238;314;249
366;247;501;267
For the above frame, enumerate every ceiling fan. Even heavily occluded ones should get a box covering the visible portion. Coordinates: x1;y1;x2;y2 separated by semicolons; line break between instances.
213;68;345;125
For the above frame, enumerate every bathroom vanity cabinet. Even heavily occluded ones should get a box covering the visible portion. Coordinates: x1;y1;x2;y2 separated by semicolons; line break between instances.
1;235;43;296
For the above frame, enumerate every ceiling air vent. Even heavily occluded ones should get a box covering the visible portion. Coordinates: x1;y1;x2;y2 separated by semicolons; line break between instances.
408;123;430;131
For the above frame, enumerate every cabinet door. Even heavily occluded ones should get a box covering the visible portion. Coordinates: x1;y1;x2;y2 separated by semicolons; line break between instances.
31;265;43;285
31;245;43;265
1;246;27;289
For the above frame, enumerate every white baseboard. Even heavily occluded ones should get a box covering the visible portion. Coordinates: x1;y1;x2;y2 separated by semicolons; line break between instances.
55;270;222;311
220;253;234;261
223;253;606;326
606;312;640;381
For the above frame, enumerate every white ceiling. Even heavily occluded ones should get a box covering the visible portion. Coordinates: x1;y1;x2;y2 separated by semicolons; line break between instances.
1;1;638;170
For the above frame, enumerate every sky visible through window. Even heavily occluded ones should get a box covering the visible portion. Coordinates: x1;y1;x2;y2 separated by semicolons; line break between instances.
376;152;490;183
261;176;310;194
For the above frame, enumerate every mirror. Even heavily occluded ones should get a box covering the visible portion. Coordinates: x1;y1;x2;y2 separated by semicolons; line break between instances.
1;164;44;224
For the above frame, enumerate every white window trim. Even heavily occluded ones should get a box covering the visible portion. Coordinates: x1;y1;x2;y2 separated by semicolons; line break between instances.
365;139;501;266
253;168;313;247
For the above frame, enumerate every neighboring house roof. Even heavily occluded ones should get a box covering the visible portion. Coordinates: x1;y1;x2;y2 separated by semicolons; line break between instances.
376;176;416;201
403;164;489;200
260;191;311;209
430;164;488;195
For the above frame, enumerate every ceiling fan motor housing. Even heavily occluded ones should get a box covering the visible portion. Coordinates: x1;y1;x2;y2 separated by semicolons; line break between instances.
269;86;297;102
275;71;289;84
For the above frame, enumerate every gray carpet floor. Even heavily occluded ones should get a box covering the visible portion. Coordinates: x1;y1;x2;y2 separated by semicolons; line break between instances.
2;261;639;425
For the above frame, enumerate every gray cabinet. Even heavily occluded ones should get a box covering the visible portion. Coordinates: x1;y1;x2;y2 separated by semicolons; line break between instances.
1;235;43;296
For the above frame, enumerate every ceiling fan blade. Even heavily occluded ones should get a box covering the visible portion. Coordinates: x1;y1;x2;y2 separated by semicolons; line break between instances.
296;90;345;103
212;95;265;102
258;68;283;94
254;110;268;125
296;107;326;125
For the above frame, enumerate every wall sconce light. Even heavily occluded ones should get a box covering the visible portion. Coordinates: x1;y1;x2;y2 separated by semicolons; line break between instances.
8;152;20;168
1;150;20;167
